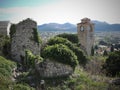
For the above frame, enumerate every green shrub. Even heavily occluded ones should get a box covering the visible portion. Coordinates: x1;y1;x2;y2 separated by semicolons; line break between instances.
47;37;88;66
25;50;43;70
42;44;78;69
47;37;69;45
103;50;108;56
10;24;16;39
56;33;79;44
91;46;94;56
0;56;16;78
0;76;12;90
71;46;88;66
0;34;10;57
32;28;42;45
13;84;35;90
16;72;30;84
103;51;120;77
0;56;16;90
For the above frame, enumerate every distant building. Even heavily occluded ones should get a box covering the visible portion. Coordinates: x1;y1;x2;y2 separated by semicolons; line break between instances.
77;18;94;55
0;21;11;36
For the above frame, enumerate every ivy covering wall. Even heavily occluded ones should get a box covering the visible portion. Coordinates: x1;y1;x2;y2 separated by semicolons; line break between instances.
32;28;42;45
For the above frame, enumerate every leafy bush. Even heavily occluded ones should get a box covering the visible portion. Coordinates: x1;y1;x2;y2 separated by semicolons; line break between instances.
91;46;94;56
103;50;108;56
0;56;16;90
0;56;16;77
47;37;88;66
0;34;10;57
47;37;69;45
71;46;88;66
103;51;120;77
13;84;35;90
25;50;43;69
10;24;16;39
32;28;42;45
56;33;79;44
42;44;78;69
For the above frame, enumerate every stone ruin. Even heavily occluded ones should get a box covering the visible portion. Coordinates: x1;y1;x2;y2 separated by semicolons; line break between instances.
35;59;73;78
77;18;94;55
0;21;11;36
11;18;41;62
10;18;73;78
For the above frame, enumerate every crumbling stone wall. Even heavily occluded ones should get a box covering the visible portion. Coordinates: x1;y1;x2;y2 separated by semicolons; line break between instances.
11;18;41;62
77;18;94;55
35;60;73;78
0;21;11;36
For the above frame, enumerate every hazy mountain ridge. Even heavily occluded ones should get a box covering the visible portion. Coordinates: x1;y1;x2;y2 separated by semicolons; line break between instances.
38;21;120;32
38;22;77;31
93;20;120;31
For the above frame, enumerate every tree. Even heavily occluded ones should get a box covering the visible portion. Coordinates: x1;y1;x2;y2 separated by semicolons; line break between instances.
99;40;107;45
0;34;10;57
102;51;120;77
103;50;108;56
91;46;94;56
94;45;98;50
110;44;114;52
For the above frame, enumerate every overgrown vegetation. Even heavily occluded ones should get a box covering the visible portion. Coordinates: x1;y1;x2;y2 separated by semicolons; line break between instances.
44;67;109;90
0;56;16;90
32;28;42;45
10;24;16;39
0;55;38;90
0;34;10;57
13;84;35;90
103;51;120;77
0;56;16;77
15;50;43;89
42;44;78;69
56;33;79;44
91;46;94;56
25;50;43;70
1;25;119;90
46;37;88;66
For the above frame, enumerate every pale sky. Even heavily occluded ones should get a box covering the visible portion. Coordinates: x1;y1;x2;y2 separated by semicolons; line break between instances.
0;0;120;25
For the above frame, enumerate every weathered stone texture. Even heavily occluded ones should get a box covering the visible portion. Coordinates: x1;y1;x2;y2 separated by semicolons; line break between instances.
11;18;40;62
35;60;73;78
77;18;94;55
0;21;11;36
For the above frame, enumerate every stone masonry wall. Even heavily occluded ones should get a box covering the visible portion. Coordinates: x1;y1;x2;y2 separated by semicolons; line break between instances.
11;18;40;62
0;21;11;36
35;60;73;78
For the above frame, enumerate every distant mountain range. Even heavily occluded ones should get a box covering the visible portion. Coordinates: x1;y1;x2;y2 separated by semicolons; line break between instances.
38;23;76;32
38;21;120;32
93;20;120;31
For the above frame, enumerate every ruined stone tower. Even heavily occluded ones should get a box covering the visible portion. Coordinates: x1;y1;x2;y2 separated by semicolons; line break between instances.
11;18;41;62
0;21;11;36
77;18;94;55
